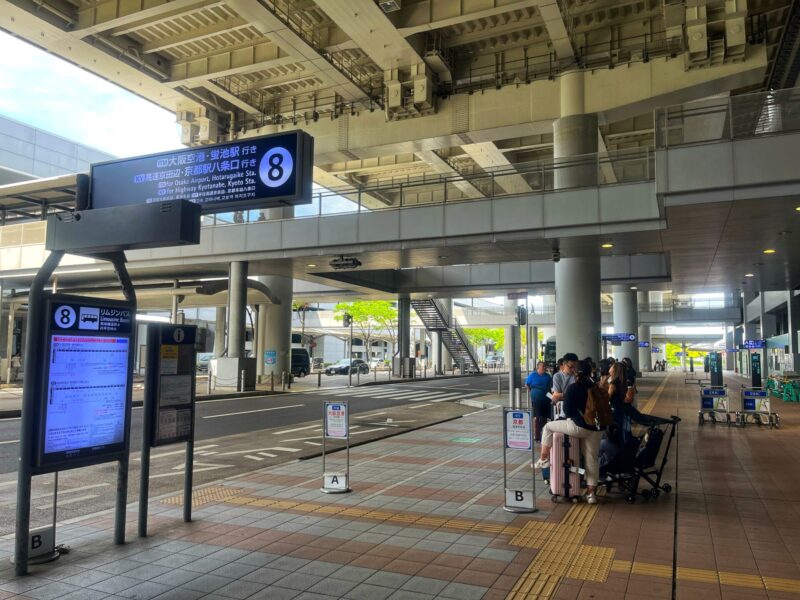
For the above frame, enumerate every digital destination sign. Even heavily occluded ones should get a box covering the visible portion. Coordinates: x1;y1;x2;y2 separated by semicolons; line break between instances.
90;130;313;214
35;296;135;472
602;333;636;342
740;339;766;349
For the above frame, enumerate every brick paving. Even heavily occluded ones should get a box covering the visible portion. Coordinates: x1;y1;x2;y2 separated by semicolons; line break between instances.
0;373;797;599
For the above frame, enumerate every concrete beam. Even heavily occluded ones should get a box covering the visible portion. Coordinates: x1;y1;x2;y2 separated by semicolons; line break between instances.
316;0;423;70
461;142;533;195
312;166;390;210
414;150;484;198
537;0;575;62
226;0;369;101
394;0;541;36
168;39;294;86
76;0;224;38
245;47;767;163
140;15;251;54
200;81;261;115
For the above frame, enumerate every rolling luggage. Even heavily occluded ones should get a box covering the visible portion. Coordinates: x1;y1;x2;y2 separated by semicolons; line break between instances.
550;431;582;502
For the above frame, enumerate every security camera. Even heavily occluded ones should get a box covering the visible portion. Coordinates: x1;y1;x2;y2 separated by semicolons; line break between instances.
552;250;561;263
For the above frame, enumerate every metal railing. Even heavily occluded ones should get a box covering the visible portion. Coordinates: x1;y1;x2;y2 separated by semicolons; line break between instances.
655;87;800;148
432;298;451;328
203;147;654;226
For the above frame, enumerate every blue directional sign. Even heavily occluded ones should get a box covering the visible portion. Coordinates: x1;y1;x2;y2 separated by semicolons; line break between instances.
740;339;766;350
90;131;313;214
602;333;636;343
638;341;650;348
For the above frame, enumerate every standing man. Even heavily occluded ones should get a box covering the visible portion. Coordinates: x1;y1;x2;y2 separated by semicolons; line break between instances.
551;353;578;418
526;361;553;442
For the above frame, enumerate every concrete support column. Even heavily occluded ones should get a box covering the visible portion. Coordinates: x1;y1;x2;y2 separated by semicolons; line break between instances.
734;326;744;373
638;324;652;372
555;257;601;361
258;276;292;378
786;291;800;372
759;291;776;377
398;298;410;359
227;261;248;359
529;325;539;371
552;83;600;362
613;288;639;372
213;306;226;357
681;342;687;371
255;304;268;379
725;327;735;370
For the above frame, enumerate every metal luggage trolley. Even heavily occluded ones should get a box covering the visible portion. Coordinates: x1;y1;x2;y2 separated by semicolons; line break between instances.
698;385;732;426
737;386;779;428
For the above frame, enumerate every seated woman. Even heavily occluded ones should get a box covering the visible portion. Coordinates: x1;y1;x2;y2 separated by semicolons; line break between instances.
534;360;602;504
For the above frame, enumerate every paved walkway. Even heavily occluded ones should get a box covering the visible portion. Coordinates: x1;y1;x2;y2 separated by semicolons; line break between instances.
0;372;797;599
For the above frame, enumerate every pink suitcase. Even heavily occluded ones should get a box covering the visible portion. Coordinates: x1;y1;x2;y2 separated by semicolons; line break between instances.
550;431;582;501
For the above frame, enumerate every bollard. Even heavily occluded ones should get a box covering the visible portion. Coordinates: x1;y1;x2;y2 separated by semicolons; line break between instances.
374;368;377;382
497;375;501;395
318;371;322;387
206;374;212;395
270;372;274;392
281;371;286;392
239;369;245;393
357;370;360;386
424;364;427;379
287;373;292;390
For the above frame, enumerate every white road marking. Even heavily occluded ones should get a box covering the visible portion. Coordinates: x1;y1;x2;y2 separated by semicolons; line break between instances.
60;483;110;494
304;441;321;446
217;446;301;456
408;403;431;409
355;412;386;419
244;455;264;461
463;405;501;416
135;444;218;461
203;404;304;419
0;440;19;445
36;494;98;509
258;452;277;458
281;435;321;442
274;424;319;435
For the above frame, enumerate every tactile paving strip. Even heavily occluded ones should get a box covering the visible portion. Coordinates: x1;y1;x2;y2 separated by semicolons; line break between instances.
567;544;616;582
506;572;560;600
161;486;244;507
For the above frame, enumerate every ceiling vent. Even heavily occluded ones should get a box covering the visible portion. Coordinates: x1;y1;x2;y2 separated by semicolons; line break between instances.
378;0;401;13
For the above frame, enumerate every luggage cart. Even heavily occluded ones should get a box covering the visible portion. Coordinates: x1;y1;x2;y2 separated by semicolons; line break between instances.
737;386;779;428
698;385;732;426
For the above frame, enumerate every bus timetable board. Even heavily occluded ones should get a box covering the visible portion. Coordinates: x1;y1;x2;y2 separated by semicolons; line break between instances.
34;295;135;473
90;131;313;214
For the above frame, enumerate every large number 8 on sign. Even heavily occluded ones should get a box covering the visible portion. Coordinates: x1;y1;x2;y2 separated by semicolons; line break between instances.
259;147;293;188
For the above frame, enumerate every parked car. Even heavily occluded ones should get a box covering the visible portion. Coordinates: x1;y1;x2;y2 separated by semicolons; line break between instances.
291;348;311;377
325;359;369;375
196;352;213;372
369;359;386;370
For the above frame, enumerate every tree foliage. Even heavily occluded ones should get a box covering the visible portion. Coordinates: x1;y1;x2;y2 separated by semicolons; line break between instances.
334;301;398;356
464;328;505;352
664;342;706;366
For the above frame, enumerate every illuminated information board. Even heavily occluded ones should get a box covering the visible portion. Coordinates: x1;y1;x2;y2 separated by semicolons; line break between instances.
35;296;135;472
90;130;313;214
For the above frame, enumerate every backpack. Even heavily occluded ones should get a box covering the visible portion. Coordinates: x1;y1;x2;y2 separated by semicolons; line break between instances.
584;385;613;429
635;427;664;469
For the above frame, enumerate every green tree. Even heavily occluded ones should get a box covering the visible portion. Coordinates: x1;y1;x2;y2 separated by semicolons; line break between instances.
464;328;505;353
292;301;310;346
334;301;398;359
665;342;706;367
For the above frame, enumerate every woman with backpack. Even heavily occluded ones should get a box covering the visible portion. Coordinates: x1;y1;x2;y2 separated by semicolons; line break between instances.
534;360;609;504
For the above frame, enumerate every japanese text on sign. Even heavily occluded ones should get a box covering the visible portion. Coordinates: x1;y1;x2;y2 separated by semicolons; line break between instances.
325;402;348;439
505;410;532;450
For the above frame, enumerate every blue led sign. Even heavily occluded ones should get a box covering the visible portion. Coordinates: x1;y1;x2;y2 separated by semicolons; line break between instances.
90;131;313;214
740;339;766;350
602;333;636;342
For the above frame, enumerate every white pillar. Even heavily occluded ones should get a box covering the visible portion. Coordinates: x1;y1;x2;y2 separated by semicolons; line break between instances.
255;303;268;379
257;276;292;378
613;287;639;372
555;257;601;361
228;261;248;359
638;324;652;372
213;306;226;357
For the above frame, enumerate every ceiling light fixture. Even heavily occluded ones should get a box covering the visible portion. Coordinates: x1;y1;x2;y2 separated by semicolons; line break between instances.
601;243;614;249
306;263;317;268
630;286;638;290
763;249;777;254
745;273;754;277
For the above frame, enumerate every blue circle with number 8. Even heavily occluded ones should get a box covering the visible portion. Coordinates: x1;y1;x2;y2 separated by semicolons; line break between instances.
259;147;293;188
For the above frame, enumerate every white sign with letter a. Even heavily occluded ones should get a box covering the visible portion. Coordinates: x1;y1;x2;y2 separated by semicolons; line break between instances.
505;489;534;510
323;473;347;491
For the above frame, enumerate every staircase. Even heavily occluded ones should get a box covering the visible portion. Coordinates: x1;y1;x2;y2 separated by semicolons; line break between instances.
411;299;481;373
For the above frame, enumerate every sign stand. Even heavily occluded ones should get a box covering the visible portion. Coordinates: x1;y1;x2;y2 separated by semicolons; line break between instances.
502;408;537;513
14;251;137;576
139;324;197;537
321;401;350;493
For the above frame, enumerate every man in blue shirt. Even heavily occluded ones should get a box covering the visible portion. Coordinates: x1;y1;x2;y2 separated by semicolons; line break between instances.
526;361;553;441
